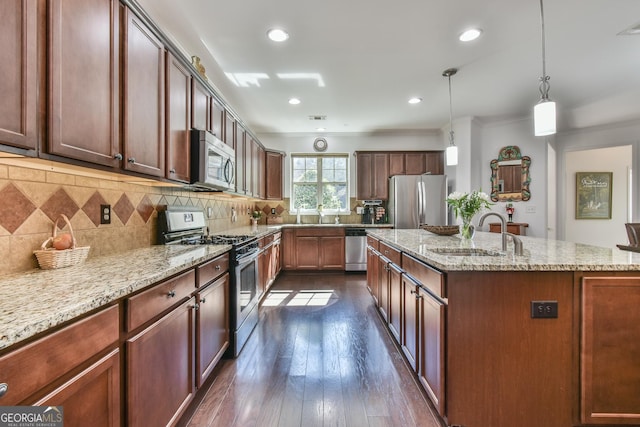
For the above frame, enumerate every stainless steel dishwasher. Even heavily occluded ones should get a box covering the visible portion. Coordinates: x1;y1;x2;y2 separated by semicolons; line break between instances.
345;228;367;271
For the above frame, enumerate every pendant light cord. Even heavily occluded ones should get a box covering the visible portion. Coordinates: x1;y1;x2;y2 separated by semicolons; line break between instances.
444;69;457;145
538;0;551;101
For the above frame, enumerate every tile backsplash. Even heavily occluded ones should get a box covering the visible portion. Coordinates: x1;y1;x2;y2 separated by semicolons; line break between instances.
0;161;259;275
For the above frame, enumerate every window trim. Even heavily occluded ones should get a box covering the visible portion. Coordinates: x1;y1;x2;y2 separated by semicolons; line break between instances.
290;153;350;215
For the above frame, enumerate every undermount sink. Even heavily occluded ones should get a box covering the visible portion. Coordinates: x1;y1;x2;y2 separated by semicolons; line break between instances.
427;248;505;257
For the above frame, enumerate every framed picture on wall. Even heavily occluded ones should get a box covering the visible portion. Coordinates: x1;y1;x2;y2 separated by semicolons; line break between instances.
575;172;613;219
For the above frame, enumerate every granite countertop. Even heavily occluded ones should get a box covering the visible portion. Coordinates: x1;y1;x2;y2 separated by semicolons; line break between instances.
0;244;230;351
367;228;640;272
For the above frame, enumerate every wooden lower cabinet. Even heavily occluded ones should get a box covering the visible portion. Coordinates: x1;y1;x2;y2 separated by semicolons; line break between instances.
417;286;445;417
319;236;345;270
35;350;120;427
581;276;640;425
126;298;195;427
0;305;119;406
284;228;345;270
282;228;296;270
296;236;320;269
388;263;402;342
367;246;379;303
377;255;390;321
196;274;229;388
401;274;419;371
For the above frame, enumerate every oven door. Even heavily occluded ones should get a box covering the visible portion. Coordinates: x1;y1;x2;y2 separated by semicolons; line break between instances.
235;252;259;326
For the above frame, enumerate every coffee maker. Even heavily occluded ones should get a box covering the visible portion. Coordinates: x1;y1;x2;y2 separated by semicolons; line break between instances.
361;200;384;224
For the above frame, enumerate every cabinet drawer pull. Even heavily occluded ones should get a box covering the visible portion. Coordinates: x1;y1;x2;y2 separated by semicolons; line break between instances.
200;298;206;304
167;290;176;298
215;265;221;271
0;383;7;398
410;289;417;295
127;157;136;163
169;168;176;174
113;153;123;160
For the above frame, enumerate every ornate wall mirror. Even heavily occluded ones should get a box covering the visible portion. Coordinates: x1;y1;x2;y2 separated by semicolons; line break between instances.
490;146;531;202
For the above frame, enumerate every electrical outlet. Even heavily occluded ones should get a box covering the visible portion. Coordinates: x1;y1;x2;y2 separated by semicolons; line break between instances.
525;205;536;214
100;204;111;224
271;208;276;215
531;301;558;318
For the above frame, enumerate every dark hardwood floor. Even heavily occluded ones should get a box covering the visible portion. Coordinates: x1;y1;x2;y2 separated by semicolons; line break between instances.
186;272;443;427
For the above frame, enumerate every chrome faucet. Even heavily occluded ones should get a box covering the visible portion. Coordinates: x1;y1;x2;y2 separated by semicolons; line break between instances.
478;212;524;255
504;232;524;256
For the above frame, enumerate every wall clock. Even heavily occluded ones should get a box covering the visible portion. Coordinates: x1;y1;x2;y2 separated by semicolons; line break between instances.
313;137;328;152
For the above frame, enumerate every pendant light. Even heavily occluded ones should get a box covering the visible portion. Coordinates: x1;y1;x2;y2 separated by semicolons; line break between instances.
443;68;458;166
534;0;556;136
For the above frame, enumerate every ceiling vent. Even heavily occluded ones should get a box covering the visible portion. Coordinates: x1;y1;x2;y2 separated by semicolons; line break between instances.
308;115;327;121
618;21;640;35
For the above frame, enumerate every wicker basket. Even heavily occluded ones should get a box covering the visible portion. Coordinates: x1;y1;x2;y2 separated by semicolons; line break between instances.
422;225;460;236
34;214;90;269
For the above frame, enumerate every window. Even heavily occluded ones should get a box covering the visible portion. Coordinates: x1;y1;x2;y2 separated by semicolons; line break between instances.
291;154;349;213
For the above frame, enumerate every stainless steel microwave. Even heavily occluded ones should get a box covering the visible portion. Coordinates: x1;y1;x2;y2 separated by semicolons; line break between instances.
190;129;235;191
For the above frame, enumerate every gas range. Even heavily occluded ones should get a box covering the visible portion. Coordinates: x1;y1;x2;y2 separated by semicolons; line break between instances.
157;206;258;263
182;234;256;246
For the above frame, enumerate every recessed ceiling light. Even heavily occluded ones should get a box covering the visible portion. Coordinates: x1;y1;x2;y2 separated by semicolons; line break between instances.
267;28;289;42
408;97;422;104
288;97;301;105
459;28;482;42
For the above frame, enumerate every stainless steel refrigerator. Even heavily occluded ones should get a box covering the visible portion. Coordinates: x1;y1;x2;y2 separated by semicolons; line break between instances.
388;175;448;229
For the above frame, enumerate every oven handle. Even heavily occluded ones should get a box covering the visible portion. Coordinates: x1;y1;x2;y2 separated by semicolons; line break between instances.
235;247;259;265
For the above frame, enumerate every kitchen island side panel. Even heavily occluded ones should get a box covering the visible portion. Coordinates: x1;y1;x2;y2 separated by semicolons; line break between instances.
445;271;574;427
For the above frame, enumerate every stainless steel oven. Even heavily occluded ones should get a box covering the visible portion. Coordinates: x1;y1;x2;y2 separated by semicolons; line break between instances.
232;244;260;356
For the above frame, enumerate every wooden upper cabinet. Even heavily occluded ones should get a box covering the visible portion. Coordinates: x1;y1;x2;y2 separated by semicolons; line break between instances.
405;153;427;174
235;124;246;194
211;99;224;140
373;153;389;200
254;143;265;199
389;153;405;177
356;152;374;199
123;7;165;177
48;0;119;166
425;151;444;175
191;79;209;131
265;150;284;200
0;0;37;151
389;152;444;177
224;112;235;148
356;152;389;200
165;53;191;183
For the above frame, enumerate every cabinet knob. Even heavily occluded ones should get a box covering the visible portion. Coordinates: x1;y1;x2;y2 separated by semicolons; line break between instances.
113;153;123;160
167;290;176;298
0;383;7;398
127;157;136;164
200;298;206;304
215;265;221;271
169;168;176;174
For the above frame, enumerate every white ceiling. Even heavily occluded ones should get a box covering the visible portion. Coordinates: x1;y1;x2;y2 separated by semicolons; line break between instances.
136;0;640;135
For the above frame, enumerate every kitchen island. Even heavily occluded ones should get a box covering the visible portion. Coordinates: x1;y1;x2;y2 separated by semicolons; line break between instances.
366;228;640;427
